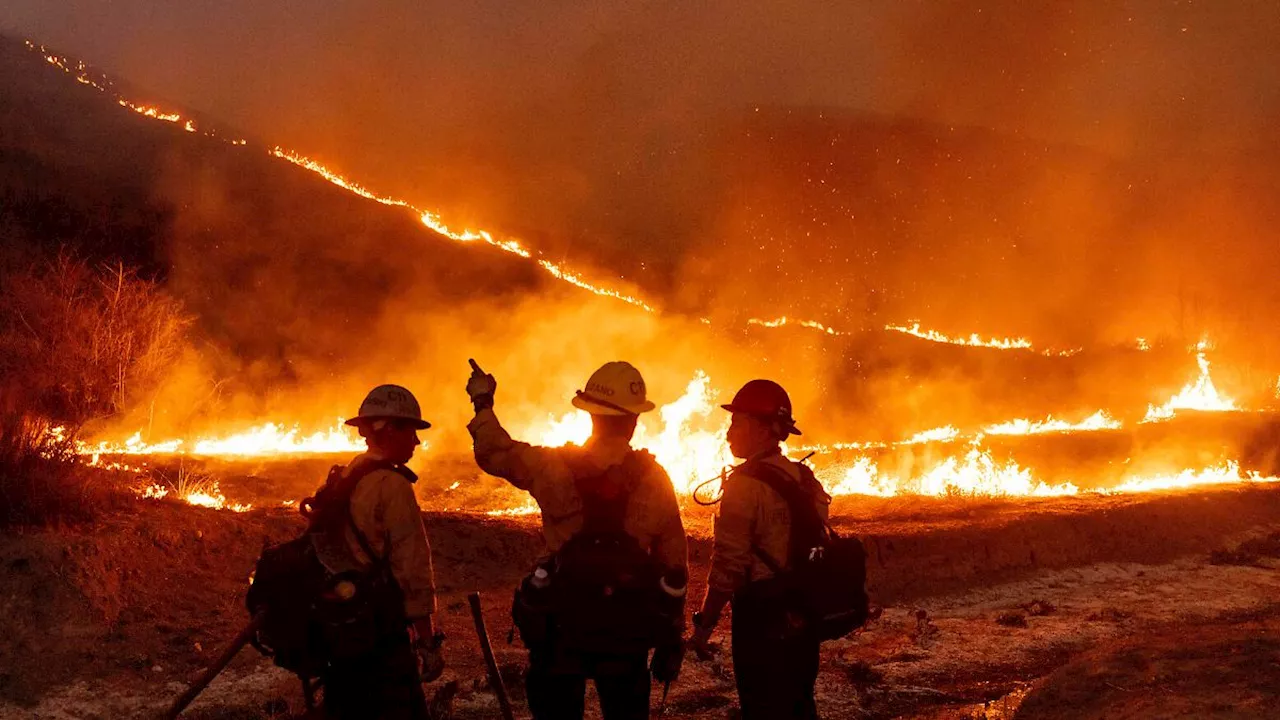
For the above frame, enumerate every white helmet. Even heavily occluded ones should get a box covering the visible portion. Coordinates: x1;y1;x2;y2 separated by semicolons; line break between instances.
345;384;431;429
571;361;657;416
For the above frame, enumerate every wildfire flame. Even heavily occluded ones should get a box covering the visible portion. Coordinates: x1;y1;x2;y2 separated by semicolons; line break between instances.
818;450;1278;499
747;316;844;336
819;441;1079;498
749;316;1080;356
78;420;365;457
268;148;654;311
28;39;649;315
885;321;1034;350
141;481;252;513
1106;461;1266;494
902;426;961;445
792;411;1120;456
1143;345;1237;422
119;100;180;123
983;411;1121;436
484;500;541;517
70;368;1278;511
23;38;1280;510
37;38;1090;346
33;41;237;144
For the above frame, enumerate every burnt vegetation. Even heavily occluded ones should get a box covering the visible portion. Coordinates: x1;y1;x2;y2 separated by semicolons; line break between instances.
0;32;549;525
0;254;190;525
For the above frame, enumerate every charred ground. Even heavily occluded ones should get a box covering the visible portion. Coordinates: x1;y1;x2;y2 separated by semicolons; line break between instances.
4;487;1280;718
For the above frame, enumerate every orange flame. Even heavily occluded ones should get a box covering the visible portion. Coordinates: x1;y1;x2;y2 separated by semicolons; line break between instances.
1143;344;1237;422
78;420;365;457
902;425;962;444
1105;462;1267;494
748;316;1079;355
118;100;181;123
885;321;1035;350
266;147;654;311
983;411;1121;436
819;441;1079;498
142;482;252;512
24;37;1280;508
746;316;844;336
817;448;1277;499
524;371;733;494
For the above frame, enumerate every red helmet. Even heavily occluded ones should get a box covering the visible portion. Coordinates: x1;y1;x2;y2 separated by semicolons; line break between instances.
721;379;801;436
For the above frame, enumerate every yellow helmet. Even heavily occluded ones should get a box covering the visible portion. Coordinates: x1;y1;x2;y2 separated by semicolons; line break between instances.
571;362;657;416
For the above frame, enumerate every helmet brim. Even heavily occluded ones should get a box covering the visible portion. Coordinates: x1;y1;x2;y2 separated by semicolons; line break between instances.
572;394;655;416
720;404;801;435
345;416;432;430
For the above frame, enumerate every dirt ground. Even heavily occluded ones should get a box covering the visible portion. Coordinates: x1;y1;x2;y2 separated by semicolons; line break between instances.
3;486;1280;719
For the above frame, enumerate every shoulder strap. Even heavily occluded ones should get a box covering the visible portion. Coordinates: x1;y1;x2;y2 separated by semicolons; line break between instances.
335;459;416;566
738;460;828;572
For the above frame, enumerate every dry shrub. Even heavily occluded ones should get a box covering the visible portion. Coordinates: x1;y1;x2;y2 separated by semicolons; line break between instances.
0;252;190;423
0;413;131;525
143;461;219;500
0;252;191;525
996;611;1028;628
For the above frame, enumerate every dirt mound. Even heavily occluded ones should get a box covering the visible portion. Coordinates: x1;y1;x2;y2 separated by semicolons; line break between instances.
838;484;1280;604
1014;604;1280;719
0;502;542;708
0;503;301;704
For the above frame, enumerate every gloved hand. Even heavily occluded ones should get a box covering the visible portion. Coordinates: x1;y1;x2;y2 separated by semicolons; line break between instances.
690;625;718;661
651;639;684;683
417;641;445;682
467;358;497;410
412;619;445;682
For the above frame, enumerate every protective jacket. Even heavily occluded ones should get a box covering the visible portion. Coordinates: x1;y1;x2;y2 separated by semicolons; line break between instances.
707;450;830;595
468;408;687;579
313;451;437;621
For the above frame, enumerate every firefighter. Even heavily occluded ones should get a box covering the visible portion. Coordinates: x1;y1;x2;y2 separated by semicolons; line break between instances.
690;379;830;720
312;384;443;719
466;359;688;720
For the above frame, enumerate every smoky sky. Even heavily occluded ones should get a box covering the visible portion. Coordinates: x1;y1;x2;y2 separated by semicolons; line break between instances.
5;1;1280;344
8;2;1277;148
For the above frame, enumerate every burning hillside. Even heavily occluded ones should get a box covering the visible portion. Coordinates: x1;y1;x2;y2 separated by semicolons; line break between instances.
5;35;1280;519
74;347;1280;513
5;7;1280;718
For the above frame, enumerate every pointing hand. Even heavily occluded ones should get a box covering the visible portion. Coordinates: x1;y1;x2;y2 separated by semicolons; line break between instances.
466;358;497;410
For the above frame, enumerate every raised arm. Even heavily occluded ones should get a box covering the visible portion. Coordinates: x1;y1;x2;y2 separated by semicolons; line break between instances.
466;359;565;493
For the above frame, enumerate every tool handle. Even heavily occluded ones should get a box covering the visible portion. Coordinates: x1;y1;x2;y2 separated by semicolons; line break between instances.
468;592;516;720
164;611;266;719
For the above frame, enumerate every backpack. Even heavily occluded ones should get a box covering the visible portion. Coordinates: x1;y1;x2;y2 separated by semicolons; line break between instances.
246;460;410;677
742;460;869;641
543;451;665;655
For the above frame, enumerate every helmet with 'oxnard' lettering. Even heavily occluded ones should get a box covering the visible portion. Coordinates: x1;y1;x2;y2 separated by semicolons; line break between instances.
571;362;657;416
